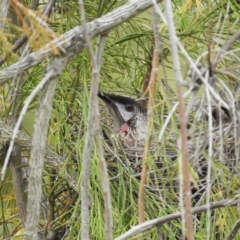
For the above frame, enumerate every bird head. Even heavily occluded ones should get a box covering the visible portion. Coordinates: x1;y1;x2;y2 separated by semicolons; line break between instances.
98;92;147;144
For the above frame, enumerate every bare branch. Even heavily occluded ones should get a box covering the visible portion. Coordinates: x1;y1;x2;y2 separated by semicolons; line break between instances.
213;29;240;68
156;224;163;240
0;0;9;29
10;146;28;227
25;81;57;239
1;72;52;179
115;199;238;240
164;0;194;239
0;120;78;191
24;45;80;237
226;219;240;240
0;0;160;84
78;1;112;239
42;0;56;17
95;35;113;240
151;3;230;110
6;47;30;230
78;1;95;239
25;58;66;239
138;6;160;224
23;44;82;238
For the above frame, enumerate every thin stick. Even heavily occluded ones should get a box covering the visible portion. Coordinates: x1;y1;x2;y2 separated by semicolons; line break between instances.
25;50;77;239
138;6;160;224
78;1;112;239
115;198;238;240
205;70;213;239
0;0;9;29
95;35;113;240
226;219;240;240
78;0;95;237
0;0;162;84
212;29;240;68
164;1;194;239
1;72;50;180
25;69;58;240
151;2;229;110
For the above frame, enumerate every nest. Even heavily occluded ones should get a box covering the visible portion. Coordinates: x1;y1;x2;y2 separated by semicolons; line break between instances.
102;63;240;207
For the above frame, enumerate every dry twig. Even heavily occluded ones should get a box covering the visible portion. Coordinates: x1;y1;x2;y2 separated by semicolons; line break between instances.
226;218;240;240
78;1;113;239
78;1;95;239
115;198;238;240
0;120;78;191
213;29;240;68
25;74;58;240
24;49;80;239
164;1;194;239
95;35;113;240
0;0;161;84
0;0;9;29
138;6;160;224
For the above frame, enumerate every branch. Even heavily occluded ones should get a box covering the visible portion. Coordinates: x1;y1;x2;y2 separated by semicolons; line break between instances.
6;49;30;230
115;198;238;240
0;120;78;191
226;219;240;240
151;3;229;111
138;6;160;224
25;52;75;239
25;77;58;239
0;0;160;84
164;0;193;239
212;29;240;68
24;43;81;237
10;146;28;227
45;168;57;239
95;34;113;240
1;69;50;179
78;1;112;239
0;0;9;29
78;1;95;239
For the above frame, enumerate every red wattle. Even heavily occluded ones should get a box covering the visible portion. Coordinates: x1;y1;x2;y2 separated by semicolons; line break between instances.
120;123;129;132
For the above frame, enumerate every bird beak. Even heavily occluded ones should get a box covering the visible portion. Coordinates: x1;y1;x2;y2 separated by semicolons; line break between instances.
98;91;125;131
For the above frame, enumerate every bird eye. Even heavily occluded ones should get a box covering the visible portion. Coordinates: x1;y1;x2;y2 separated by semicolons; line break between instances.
125;104;134;112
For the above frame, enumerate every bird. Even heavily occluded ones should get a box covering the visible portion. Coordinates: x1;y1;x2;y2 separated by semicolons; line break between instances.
98;91;148;150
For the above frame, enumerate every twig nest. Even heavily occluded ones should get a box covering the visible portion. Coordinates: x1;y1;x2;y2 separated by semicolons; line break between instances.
187;63;209;91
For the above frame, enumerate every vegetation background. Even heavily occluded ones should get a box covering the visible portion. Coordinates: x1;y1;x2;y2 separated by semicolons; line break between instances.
0;0;240;239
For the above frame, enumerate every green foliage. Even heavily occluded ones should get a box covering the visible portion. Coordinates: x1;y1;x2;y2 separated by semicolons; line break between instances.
1;0;240;239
